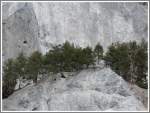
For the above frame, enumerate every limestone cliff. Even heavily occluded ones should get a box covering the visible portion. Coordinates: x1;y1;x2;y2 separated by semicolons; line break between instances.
2;2;148;60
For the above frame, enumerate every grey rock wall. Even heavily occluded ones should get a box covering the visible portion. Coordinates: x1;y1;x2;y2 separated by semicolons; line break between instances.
2;3;39;61
2;2;148;60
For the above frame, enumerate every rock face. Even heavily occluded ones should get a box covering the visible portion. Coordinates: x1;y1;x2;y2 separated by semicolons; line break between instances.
2;2;148;60
2;3;40;61
2;68;146;111
2;2;148;111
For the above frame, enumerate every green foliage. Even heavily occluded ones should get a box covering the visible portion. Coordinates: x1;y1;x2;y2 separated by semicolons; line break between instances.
14;52;27;79
45;41;96;72
62;41;74;71
104;39;148;88
83;46;95;68
134;39;148;88
44;44;64;73
26;51;43;83
72;47;84;70
94;43;103;64
104;43;130;80
3;39;147;99
2;59;17;98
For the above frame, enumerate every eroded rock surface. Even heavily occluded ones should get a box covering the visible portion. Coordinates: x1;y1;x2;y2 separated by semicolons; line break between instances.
2;2;148;60
2;68;146;111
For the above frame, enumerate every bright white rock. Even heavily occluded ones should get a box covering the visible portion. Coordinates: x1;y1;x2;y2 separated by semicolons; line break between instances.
2;68;146;111
2;2;148;61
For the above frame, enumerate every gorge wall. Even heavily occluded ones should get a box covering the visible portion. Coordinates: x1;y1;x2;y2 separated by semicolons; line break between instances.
2;2;148;61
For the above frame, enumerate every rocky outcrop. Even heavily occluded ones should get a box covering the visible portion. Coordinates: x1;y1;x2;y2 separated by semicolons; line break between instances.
2;2;148;111
2;68;146;111
2;2;148;61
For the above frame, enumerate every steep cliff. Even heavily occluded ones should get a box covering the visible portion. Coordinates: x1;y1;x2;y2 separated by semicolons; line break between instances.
2;3;40;61
2;2;148;60
2;2;148;111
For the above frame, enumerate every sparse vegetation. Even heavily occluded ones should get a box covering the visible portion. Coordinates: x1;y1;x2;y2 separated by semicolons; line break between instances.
3;59;17;98
94;43;103;64
2;39;148;99
104;39;148;88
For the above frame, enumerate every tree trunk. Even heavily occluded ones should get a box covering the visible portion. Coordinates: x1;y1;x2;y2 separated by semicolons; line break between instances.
18;76;21;89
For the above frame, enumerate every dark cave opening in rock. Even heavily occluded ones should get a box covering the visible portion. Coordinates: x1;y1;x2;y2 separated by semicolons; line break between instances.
23;40;27;44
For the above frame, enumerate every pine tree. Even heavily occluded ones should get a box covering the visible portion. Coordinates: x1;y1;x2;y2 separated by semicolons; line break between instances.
134;39;148;88
2;59;17;98
94;43;103;64
104;40;148;89
104;42;130;80
83;46;95;68
62;41;74;71
72;47;84;70
127;41;138;84
26;51;43;83
14;52;27;88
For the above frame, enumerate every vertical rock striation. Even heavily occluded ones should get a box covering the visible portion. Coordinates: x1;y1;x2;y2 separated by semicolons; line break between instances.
2;3;39;61
2;2;148;59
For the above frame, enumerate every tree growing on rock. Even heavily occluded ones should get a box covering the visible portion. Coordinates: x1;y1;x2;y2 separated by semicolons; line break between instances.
2;59;17;98
26;51;43;83
104;39;148;89
134;39;148;88
83;46;95;68
14;52;27;89
94;43;103;64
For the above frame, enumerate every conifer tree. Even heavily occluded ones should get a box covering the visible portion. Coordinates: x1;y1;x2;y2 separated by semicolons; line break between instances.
104;40;148;89
72;47;84;70
83;46;95;68
62;41;74;71
2;59;17;98
135;39;148;88
127;41;138;84
26;51;43;83
94;43;103;64
14;52;27;88
104;42;130;80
